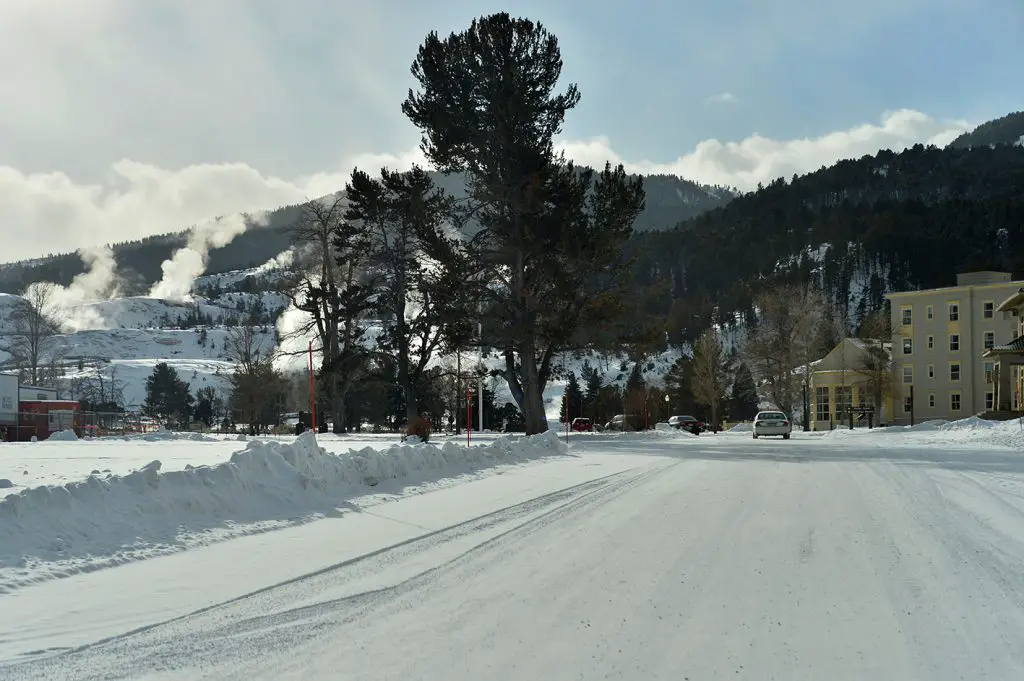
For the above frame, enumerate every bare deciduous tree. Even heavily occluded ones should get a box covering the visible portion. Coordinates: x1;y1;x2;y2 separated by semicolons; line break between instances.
742;284;826;418
4;283;62;386
226;324;283;435
855;343;898;424
282;197;374;432
691;328;731;432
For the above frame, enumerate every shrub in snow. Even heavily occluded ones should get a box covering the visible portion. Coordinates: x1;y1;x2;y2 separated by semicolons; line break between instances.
0;430;569;590
406;415;432;443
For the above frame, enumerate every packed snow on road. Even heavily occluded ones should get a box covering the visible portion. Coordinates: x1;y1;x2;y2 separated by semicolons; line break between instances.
3;418;1024;680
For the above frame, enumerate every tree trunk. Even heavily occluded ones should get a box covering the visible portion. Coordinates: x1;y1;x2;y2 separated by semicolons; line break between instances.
517;335;548;435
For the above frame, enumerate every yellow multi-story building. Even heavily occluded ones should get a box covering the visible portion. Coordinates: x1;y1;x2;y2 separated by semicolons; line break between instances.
982;286;1024;414
886;272;1024;424
808;338;896;430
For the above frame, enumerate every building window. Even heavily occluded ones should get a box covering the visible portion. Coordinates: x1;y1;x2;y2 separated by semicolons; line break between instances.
951;393;961;411
949;303;959;321
902;338;913;355
927;305;934;319
949;334;960;352
985;361;995;383
984;301;994;319
835;386;853;420
814;386;830;423
984;331;994;350
985;392;994;410
903;365;913;384
927;335;934;349
901;307;912;326
904;395;913;413
928;394;936;408
950;363;961;381
927;364;935;379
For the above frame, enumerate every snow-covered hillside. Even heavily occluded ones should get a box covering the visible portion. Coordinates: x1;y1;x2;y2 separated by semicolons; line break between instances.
1;258;692;421
56;327;276;409
0;285;279;409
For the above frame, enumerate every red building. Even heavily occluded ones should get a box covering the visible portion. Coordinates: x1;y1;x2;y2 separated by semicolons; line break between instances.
16;400;81;441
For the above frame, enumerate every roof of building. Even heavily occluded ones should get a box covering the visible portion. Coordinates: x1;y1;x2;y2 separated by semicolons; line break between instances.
886;275;1024;300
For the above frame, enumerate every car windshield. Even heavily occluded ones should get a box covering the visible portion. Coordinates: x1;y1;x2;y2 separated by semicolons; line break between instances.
758;412;786;420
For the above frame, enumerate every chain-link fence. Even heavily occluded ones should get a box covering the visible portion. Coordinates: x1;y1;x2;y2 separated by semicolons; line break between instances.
0;409;312;442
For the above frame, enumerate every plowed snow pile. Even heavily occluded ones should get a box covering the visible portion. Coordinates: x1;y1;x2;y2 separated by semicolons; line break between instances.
825;415;1024;448
0;431;568;593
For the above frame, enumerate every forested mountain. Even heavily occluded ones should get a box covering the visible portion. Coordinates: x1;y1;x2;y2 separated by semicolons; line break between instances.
4;112;1024;350
0;172;733;294
627;141;1024;344
948;111;1024;149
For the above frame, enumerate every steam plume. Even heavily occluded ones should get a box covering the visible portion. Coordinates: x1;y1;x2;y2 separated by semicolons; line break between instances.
148;212;264;301
254;248;296;275
23;245;122;331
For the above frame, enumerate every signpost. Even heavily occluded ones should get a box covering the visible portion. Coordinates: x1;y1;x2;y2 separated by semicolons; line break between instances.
308;341;316;433
849;405;875;429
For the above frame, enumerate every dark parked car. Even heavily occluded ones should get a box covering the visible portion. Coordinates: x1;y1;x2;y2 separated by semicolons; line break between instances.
606;414;644;432
668;414;704;434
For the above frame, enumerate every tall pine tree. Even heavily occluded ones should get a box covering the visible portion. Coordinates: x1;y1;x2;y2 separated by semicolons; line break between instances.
344;166;450;426
729;362;759;421
402;13;645;434
559;372;584;423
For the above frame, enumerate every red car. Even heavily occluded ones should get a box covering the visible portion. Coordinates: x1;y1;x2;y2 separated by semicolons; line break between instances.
570;417;593;432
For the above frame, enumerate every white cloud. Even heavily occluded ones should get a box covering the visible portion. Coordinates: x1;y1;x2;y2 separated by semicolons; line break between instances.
705;92;737;104
557;109;971;189
0;109;973;262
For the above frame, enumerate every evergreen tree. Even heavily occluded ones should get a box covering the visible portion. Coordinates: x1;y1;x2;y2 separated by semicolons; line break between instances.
143;363;194;426
729;362;759;421
624;362;647;423
559;372;584;423
580;360;604;418
344;166;450;425
402;13;645;434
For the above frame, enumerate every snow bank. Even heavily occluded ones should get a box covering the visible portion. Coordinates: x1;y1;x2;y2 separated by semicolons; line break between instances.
727;422;753;433
47;430;79;442
0;430;568;592
823;415;1024;449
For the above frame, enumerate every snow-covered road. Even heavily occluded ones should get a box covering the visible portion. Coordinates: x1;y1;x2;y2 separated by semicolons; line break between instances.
6;432;1024;680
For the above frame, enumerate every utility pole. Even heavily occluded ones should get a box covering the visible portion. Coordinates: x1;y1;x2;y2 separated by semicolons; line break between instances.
478;321;484;433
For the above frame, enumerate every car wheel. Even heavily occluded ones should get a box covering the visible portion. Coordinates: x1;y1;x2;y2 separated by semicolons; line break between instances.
783;433;790;440
752;433;758;439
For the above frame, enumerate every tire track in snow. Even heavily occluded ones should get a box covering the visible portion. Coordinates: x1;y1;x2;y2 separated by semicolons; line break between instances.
1;460;678;681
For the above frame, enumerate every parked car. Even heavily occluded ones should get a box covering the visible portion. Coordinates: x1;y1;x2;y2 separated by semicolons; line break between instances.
752;411;792;439
668;414;704;434
606;414;643;432
570;417;593;432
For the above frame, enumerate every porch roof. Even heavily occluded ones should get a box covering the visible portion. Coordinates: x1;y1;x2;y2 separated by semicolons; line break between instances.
996;288;1024;313
983;335;1024;358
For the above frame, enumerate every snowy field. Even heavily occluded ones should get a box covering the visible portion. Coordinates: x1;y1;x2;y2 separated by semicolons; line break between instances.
2;419;1024;679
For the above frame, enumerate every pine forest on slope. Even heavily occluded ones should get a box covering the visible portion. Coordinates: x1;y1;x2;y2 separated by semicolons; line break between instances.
2;116;1023;351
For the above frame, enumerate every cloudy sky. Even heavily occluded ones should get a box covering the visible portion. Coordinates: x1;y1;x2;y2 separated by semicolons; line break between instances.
1;0;1020;262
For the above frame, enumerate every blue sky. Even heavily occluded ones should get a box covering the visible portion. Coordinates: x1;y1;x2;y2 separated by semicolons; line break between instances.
0;0;1019;259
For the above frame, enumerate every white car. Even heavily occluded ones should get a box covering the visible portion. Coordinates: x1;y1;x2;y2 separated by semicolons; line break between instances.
752;411;792;439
